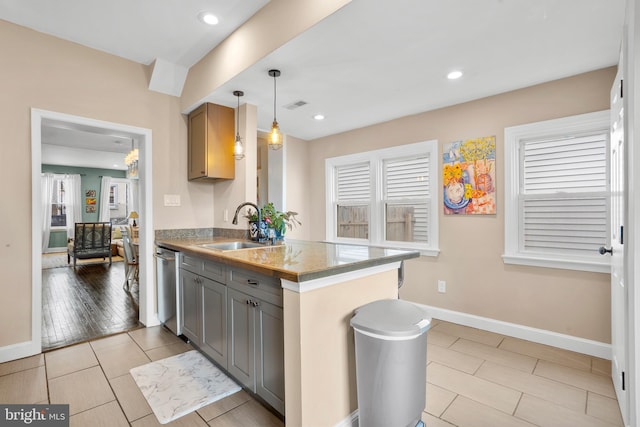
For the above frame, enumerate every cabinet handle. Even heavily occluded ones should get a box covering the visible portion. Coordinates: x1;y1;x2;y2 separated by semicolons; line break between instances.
247;279;259;286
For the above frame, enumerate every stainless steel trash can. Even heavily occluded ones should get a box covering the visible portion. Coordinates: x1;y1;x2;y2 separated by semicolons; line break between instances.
350;299;431;427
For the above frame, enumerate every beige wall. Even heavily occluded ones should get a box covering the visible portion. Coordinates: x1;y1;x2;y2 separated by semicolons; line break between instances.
284;135;311;241
213;103;258;228
307;67;616;343
181;0;352;112
283;269;398;426
0;20;214;347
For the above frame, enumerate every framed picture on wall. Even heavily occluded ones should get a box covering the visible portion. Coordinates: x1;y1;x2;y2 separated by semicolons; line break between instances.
86;205;96;213
85;189;96;198
443;136;496;215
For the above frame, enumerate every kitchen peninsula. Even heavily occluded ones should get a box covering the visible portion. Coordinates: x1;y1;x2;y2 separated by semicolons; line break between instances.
155;236;420;426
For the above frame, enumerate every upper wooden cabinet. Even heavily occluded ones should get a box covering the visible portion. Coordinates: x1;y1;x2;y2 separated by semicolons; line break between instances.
188;103;235;181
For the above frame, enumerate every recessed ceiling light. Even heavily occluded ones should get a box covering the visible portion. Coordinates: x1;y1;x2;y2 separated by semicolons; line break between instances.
447;70;463;80
313;114;325;121
198;11;219;25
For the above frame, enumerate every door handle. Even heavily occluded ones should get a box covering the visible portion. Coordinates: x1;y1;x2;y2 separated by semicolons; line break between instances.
598;246;613;255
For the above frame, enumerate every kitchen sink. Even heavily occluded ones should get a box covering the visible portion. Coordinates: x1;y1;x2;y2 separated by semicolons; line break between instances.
197;241;265;251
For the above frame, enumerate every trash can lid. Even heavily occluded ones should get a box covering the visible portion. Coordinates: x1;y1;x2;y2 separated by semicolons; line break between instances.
350;299;431;339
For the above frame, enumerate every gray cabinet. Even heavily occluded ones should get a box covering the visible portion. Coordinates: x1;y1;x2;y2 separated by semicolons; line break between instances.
180;255;285;415
180;255;226;352
255;299;285;414
180;269;201;344
227;288;255;389
202;277;227;368
227;267;285;414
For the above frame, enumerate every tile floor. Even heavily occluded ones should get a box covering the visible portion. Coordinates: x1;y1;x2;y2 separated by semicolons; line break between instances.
0;320;623;426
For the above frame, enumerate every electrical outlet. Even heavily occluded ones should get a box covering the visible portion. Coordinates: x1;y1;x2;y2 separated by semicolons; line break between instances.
438;280;446;293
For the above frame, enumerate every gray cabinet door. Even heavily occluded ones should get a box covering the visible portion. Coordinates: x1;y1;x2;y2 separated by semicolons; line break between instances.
201;277;227;368
180;269;201;344
227;288;254;389
255;300;285;414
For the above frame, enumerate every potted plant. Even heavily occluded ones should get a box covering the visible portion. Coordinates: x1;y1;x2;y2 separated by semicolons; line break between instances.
245;202;301;241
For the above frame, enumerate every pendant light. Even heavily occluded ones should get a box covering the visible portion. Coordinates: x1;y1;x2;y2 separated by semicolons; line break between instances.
268;69;283;150
233;90;245;160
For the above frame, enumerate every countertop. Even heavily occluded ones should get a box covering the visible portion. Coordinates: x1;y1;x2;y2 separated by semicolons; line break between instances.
155;237;420;282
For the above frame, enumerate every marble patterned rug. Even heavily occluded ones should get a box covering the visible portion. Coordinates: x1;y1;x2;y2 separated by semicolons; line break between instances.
130;350;241;424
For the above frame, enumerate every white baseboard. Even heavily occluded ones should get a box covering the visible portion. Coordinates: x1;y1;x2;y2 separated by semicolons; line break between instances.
335;410;358;427
418;304;611;360
43;247;66;254
0;339;40;364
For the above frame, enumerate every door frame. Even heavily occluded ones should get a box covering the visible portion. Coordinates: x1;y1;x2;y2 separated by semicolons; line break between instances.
622;1;640;424
31;108;158;355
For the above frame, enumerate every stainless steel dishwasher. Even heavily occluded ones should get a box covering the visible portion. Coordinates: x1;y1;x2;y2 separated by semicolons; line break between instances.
155;246;181;335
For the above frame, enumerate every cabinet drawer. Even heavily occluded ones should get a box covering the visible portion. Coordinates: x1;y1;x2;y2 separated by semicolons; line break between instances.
181;254;226;283
228;268;282;307
203;259;225;283
180;254;204;274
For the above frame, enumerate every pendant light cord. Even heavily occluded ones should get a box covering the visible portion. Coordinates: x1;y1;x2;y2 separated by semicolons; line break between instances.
273;73;277;122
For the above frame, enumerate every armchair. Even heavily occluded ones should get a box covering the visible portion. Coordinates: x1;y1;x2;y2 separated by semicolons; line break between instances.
67;222;113;268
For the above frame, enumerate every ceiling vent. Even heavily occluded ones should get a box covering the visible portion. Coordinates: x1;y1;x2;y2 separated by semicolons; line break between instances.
284;100;308;110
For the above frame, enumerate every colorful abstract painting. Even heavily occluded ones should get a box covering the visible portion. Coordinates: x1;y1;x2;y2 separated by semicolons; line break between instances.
443;136;496;215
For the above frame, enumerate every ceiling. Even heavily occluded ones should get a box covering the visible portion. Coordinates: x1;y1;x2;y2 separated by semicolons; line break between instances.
0;0;626;169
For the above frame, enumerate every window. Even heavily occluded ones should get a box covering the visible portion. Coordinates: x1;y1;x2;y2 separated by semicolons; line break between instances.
326;140;438;255
109;184;118;209
503;111;610;273
51;178;66;227
109;179;131;225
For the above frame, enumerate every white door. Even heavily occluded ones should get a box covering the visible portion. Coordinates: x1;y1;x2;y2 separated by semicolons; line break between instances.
607;57;628;424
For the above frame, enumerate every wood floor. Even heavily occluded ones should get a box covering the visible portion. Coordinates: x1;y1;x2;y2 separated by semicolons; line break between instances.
42;256;142;351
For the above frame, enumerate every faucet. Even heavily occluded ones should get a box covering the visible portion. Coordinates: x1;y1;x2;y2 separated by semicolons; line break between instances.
232;202;264;241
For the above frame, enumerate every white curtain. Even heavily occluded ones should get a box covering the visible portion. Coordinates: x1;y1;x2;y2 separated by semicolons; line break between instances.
64;174;82;239
41;173;55;251
128;179;138;215
99;176;112;222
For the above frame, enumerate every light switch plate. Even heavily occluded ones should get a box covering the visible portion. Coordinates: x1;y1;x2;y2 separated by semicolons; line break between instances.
164;194;181;207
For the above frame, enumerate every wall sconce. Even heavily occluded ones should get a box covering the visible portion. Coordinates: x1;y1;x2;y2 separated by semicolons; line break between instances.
233;90;245;160
268;69;283;150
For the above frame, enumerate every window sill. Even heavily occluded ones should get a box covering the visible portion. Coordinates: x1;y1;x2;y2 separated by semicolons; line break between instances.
328;238;439;257
502;254;611;274
382;244;439;257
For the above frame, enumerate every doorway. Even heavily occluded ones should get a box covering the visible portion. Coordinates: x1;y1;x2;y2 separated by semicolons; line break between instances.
31;108;157;354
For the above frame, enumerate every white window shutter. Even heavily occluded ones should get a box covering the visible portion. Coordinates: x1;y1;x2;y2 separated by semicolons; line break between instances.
522;134;607;194
336;163;370;202
335;162;370;240
383;155;430;243
520;133;608;256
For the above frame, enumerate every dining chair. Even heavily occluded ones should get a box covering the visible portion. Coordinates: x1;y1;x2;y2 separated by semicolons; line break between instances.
122;229;139;291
